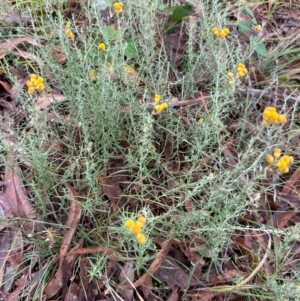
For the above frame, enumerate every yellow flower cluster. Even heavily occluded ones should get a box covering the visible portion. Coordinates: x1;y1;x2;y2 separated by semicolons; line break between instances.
89;69;96;81
125;216;147;243
226;71;234;85
98;42;106;51
65;23;75;40
65;28;75;40
153;94;168;114
226;63;248;84
113;2;123;13
25;74;45;94
154;94;161;102
237;63;248;77
254;24;262;31
266;148;294;173
263;106;287;125
212;27;230;37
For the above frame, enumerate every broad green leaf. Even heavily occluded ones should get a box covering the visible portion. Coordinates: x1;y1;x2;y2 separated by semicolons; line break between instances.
172;5;193;21
244;6;255;19
103;24;118;40
255;42;268;57
124;39;138;60
238;20;253;32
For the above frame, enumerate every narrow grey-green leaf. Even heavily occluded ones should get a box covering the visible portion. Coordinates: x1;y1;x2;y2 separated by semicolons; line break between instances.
244;6;255;19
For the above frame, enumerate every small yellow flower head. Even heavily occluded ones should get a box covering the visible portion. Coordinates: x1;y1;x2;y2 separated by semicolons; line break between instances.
89;69;97;81
25;80;33;87
98;42;106;51
30;74;37;81
223;28;230;35
226;71;235;84
254;24;262;31
28;86;35;94
237;63;248;77
154;102;168;114
136;216;146;226
35;76;44;83
276;155;294;173
154;94;161;103
227;71;234;78
273;148;281;158
132;224;142;234
265;154;274;164
198;118;204;124
281;166;289;173
281;155;293;165
125;219;135;230
136;233;146;244
276;114;287;123
35;82;45;91
65;28;75;40
113;2;123;13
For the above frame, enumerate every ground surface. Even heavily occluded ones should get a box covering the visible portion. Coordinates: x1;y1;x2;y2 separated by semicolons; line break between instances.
0;0;300;300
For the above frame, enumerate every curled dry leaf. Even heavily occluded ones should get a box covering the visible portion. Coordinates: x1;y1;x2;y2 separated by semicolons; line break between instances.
4;152;36;222
166;287;179;301
118;261;135;301
52;46;67;64
12;50;44;68
45;184;82;299
0;80;12;94
131;232;174;289
154;257;201;289
0;37;41;59
282;165;300;194
36;93;67;109
0;233;11;289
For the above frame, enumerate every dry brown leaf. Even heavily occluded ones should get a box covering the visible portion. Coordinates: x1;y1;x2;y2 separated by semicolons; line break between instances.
36;94;67;109
166;287;179;301
141;277;156;301
131;234;173;289
45;239;84;299
0;232;11;289
8;229;23;267
79;257;92;300
118;261;134;301
196;290;222;301
98;174;123;211
0;80;12;94
164;29;189;66
268;212;298;229
4;152;36;221
223;143;238;167
45;185;82;299
59;185;82;256
154;257;201;289
4;271;41;301
64;282;81;301
53;46;67;64
62;245;127;260
12;50;44;68
282;165;300;194
0;37;41;59
0;192;14;229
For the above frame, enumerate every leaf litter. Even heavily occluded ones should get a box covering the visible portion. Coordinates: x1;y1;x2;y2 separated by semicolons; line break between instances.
0;1;300;301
